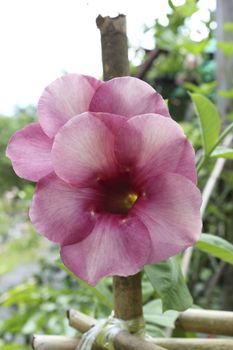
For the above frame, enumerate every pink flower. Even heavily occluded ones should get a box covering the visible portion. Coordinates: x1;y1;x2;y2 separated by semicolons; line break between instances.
6;74;202;285
6;74;169;182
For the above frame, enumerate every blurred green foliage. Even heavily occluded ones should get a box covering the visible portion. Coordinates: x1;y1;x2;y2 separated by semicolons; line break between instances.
135;0;216;120
0;106;35;194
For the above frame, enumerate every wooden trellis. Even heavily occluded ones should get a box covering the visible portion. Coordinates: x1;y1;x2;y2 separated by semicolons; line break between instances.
33;307;233;349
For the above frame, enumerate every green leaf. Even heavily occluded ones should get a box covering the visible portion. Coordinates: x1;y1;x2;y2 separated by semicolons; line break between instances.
184;81;216;95
180;40;208;55
145;323;165;338
195;234;233;264
211;146;233;159
57;261;113;309
190;93;221;155
145;256;193;312
175;0;198;18
168;0;175;10
218;41;233;56
143;299;179;328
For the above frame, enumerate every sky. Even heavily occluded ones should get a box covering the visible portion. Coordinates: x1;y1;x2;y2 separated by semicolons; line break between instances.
0;0;215;115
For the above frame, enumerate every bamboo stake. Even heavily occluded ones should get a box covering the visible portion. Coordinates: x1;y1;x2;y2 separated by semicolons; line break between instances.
32;334;233;350
32;335;79;350
96;17;159;348
113;331;166;350
96;13;144;325
67;309;96;334
68;308;233;337
67;308;165;349
153;338;233;350
175;308;233;336
32;334;166;350
113;273;143;320
96;14;129;81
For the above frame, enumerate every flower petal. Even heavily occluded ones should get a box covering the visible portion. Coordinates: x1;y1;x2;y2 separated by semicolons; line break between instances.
29;173;97;245
61;214;151;285
133;173;202;263
6;123;53;181
52;112;125;186
38;74;103;137
115;114;197;184
89;76;170;118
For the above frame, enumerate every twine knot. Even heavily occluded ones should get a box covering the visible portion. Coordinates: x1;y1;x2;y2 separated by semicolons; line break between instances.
77;314;145;350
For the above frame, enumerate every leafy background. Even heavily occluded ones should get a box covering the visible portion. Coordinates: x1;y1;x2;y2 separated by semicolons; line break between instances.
1;1;233;348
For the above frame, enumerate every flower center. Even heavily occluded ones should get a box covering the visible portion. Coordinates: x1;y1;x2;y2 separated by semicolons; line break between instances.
97;174;138;215
124;192;138;210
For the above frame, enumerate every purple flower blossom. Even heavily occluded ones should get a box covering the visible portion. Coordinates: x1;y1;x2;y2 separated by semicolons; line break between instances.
6;74;202;285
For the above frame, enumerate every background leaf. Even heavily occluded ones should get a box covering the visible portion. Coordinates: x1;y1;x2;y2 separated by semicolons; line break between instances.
145;256;193;312
195;234;233;264
143;299;179;328
190;93;221;155
211;146;233;159
184;81;216;95
57;261;113;309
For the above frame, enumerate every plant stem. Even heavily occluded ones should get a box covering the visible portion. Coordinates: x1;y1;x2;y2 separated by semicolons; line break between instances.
96;15;129;81
196;122;233;174
96;14;145;343
96;14;144;325
113;273;143;320
213;122;233;149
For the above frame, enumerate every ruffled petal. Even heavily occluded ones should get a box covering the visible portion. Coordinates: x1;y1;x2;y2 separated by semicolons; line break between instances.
29;173;97;245
38;74;103;138
61;214;151;285
90;76;170;118
115;114;197;184
132;173;202;263
6;123;53;181
52;112;125;186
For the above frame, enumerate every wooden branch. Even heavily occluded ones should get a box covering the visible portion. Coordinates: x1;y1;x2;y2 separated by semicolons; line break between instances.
67;309;166;350
32;333;166;350
69;307;233;337
175;308;233;336
96;13;144;329
113;273;143;320
32;334;233;350
32;335;79;350
135;48;168;79
114;331;167;350
154;338;233;350
96;14;129;80
67;309;96;333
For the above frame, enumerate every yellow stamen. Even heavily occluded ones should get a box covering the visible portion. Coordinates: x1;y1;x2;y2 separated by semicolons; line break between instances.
124;192;138;210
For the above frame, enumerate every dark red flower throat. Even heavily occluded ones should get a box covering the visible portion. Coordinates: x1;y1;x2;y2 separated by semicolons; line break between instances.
97;173;138;215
